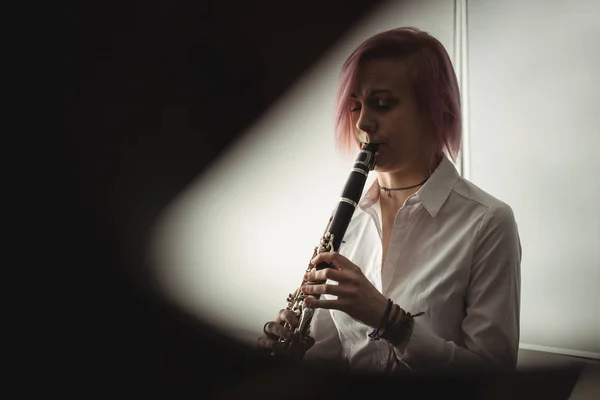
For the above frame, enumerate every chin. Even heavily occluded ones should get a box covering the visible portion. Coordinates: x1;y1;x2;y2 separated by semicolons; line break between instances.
373;162;393;172
374;156;407;173
373;154;393;171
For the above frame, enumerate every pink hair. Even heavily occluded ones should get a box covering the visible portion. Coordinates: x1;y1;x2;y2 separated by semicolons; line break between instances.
334;27;461;170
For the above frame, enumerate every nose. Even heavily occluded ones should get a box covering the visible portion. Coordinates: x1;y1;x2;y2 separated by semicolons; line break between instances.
355;108;377;141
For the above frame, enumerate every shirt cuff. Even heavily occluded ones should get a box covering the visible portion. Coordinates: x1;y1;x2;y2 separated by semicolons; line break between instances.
393;317;452;370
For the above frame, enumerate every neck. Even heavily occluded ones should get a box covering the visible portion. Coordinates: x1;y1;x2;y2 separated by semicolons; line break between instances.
377;156;435;191
376;155;441;207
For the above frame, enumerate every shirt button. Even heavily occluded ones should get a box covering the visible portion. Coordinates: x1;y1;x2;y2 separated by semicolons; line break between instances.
380;358;386;366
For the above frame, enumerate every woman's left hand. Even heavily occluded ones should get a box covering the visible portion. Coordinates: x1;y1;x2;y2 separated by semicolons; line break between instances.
301;251;389;329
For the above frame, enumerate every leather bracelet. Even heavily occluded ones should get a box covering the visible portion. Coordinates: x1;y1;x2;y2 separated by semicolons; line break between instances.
381;311;424;346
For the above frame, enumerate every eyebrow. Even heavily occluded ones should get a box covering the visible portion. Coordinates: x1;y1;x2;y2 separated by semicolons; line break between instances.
350;89;393;98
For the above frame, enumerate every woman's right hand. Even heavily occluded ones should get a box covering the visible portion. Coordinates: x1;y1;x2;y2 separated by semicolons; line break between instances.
256;308;299;352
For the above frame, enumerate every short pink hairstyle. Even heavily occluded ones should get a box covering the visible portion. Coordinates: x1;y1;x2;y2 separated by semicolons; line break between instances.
334;27;461;168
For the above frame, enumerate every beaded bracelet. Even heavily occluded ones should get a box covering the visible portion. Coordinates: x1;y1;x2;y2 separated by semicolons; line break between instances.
377;303;399;339
368;298;393;340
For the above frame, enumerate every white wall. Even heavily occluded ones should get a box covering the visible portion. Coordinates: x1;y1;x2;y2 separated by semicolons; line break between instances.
467;0;600;357
150;0;457;345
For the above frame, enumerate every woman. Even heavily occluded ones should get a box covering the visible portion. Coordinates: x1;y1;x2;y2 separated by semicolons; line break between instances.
257;27;521;374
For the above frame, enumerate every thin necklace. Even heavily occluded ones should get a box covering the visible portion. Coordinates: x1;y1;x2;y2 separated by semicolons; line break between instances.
379;177;429;198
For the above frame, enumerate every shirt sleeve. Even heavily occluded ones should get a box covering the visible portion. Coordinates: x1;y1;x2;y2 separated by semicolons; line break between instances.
304;307;349;368
394;203;522;372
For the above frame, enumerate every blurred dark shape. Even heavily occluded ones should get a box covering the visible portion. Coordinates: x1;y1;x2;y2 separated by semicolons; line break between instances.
56;0;595;397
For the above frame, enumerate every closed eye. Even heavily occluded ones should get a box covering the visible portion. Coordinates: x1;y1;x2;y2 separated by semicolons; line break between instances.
369;97;392;109
349;100;361;112
349;97;394;112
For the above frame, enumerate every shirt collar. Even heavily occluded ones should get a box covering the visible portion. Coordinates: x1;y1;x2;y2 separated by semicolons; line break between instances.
358;154;459;218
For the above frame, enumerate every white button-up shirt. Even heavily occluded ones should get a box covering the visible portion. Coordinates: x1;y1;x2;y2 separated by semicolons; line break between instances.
304;155;521;373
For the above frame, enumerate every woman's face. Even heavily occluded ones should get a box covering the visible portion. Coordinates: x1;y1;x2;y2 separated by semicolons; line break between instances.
350;58;433;172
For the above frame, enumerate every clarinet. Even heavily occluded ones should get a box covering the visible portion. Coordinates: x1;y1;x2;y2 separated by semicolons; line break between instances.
271;142;379;358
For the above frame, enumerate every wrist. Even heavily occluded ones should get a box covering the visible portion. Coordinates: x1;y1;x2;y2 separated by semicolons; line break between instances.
370;295;391;329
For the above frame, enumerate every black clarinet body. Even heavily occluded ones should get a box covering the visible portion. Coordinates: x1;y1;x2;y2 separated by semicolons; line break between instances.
272;142;379;358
